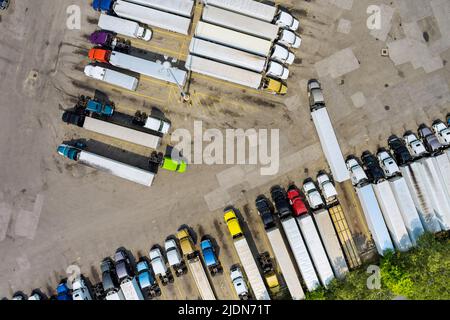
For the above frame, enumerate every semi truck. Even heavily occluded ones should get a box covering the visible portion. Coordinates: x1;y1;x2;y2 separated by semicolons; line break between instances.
185;55;287;95
389;176;425;245
177;229;216;300
94;0;192;35
308;80;350;183
120;278;144;300
125;0;194;17
97;13;152;41
195;22;274;57
296;214;334;287
280;216;320;292
57;144;155;187
203;0;299;31
149;247;174;285
400;163;441;233
224;209;270;300
62;112;162;149
372;181;412;251
327;204;362;269
313;209;349;279
418;157;450;230
89;49;187;86
200;238;223;276
84;65;139;91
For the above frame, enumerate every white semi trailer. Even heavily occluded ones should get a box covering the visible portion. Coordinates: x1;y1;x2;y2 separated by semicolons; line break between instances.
313;209;349;279
389;176;425;245
98;13;152;41
84;65;139;91
113;0;192;35
400;163;442;233
296;214;334;287
280;216;320;292
125;0;194;17
266;226;305;300
372;181;412;252
57;144;155;187
356;184;394;255
107;51;187;86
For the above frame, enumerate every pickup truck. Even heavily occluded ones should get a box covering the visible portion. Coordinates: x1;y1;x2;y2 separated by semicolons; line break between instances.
136;258;161;298
165;238;187;277
230;265;249;300
200;238;223;276
149;247;174;285
303;179;324;210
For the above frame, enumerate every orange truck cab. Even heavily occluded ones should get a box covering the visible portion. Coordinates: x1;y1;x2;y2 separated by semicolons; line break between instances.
88;48;111;63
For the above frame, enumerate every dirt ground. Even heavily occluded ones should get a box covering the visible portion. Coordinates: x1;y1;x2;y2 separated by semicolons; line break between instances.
0;0;449;299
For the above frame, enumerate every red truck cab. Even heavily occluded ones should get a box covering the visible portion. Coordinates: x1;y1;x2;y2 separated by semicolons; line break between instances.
287;186;308;217
88;48;111;63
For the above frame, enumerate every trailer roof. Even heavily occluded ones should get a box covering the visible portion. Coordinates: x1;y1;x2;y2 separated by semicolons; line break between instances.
125;0;194;17
204;0;277;22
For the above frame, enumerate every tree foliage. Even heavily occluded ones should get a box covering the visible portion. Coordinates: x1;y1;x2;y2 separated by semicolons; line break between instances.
306;232;449;300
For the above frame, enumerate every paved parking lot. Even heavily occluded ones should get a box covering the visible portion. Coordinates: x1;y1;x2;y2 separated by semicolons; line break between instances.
0;0;449;299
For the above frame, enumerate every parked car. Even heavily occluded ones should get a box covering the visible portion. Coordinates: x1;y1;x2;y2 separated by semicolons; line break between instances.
200;238;223;276
230;265;249;300
270;185;292;219
361;151;385;183
377;149;400;177
302;179;324;210
136;258;161;298
418;124;442;153
255;195;275;229
346;156;368;186
316;172;337;204
432;120;450;146
114;248;135;282
164;238;187;277
388;135;413;166
100;257;119;293
404;131;427;157
287;185;308;216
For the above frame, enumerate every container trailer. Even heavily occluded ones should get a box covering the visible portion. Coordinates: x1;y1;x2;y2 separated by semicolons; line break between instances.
125;0;194;17
84;65;139;91
97;13;152;41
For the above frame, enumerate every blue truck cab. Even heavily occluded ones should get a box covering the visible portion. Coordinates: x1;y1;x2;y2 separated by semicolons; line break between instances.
200;239;223;276
92;0;114;12
57;144;82;161
86;99;114;117
136;259;161;299
56;282;72;300
0;0;10;11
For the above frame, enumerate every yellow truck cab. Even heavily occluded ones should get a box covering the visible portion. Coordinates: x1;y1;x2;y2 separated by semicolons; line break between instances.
262;78;287;95
223;209;243;239
176;228;196;259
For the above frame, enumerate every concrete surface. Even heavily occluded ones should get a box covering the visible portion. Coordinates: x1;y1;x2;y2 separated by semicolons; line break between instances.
0;0;449;299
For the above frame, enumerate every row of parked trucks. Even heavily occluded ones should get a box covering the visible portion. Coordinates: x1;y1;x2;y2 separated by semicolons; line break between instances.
308;78;450;257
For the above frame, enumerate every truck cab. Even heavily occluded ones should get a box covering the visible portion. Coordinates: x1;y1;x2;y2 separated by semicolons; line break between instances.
404;131;427;158
92;0;113;12
278;29;301;49
200;238;223;276
71;275;93;300
88;48;111;64
177;228;196;259
302;179;324;210
161;156;187;173
287;186;308;216
388;135;412;166
262;78;287;95
136;258;161;298
230;266;249;300
114;248;135;282
361;151;385;183
89;30;115;47
0;0;10;10
56;282;72;300
432;120;450;146
307;79;325;109
224;209;243;239
257;252;280;295
270;185;292;219
165;238;187;277
418;124;442;153
316;172;338;205
346;156;368;186
101;257;119;293
85;99;115;117
149;247;174;285
271;44;295;65
255;195;276;230
275;11;299;31
377;149;400;177
266;61;289;80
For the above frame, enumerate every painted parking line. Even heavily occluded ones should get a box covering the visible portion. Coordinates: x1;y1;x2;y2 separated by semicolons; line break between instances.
130;40;183;58
99;82;167;104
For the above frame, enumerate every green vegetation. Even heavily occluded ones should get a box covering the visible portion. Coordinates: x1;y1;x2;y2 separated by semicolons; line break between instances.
306;232;450;300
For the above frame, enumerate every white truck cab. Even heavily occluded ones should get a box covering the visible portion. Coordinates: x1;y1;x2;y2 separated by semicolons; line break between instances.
432;120;450;146
278;29;301;49
144;116;171;134
404;132;427;157
316;173;337;204
275;11;299;31
149;247;173;285
377;150;400;177
72;276;93;300
303;180;324;210
346;157;368;186
230;266;249;300
266;61;289;80
164;239;187;277
271;44;295;65
307;79;325;107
